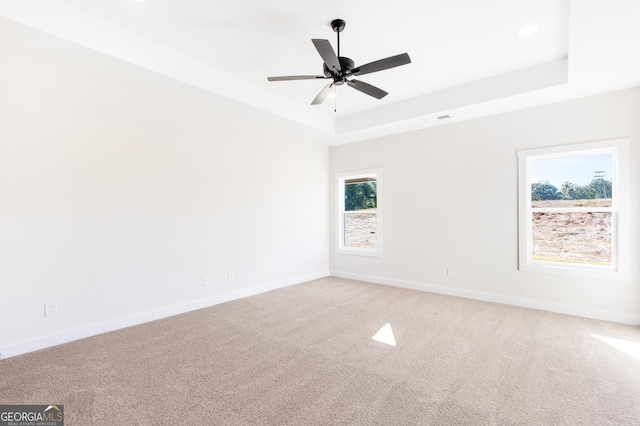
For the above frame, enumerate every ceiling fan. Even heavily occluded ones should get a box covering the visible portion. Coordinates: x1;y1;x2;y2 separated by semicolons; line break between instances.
267;19;411;106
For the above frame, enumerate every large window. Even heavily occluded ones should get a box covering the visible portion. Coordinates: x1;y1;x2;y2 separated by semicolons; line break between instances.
336;169;382;256
517;139;630;280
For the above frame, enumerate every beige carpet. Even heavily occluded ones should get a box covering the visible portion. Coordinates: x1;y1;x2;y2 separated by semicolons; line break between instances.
1;277;640;425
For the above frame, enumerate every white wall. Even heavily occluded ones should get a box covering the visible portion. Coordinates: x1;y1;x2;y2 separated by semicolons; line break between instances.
330;88;640;324
0;22;329;357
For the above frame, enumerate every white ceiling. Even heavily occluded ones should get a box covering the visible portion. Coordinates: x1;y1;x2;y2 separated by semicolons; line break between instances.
1;0;639;145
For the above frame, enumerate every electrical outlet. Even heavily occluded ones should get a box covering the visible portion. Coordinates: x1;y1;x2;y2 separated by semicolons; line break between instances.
203;277;210;286
45;302;58;317
228;271;234;281
447;267;455;277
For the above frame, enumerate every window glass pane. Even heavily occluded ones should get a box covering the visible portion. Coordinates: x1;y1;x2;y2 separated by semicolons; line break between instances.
530;153;612;206
345;180;377;211
344;212;377;247
532;211;612;266
344;179;377;248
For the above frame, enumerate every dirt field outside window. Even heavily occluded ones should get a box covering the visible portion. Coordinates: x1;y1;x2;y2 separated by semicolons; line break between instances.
531;199;612;265
344;211;377;248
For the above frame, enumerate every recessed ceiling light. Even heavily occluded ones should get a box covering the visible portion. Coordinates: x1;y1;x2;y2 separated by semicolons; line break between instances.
518;24;539;37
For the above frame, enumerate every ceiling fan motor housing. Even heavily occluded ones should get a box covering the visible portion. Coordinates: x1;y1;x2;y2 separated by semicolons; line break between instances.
323;56;354;84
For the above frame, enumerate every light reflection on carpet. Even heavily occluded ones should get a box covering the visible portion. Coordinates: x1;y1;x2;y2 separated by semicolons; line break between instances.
372;323;396;346
591;334;640;360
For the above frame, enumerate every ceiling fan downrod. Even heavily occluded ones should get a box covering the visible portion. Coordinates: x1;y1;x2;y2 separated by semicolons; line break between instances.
331;19;346;58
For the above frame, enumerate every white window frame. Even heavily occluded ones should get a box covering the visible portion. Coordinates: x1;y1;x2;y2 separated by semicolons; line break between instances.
517;138;630;281
336;169;382;257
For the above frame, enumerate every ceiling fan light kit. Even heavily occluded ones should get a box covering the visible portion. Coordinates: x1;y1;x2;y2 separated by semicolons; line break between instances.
267;19;411;107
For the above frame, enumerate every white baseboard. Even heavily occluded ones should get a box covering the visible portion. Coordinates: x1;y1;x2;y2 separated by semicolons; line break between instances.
330;270;640;326
0;271;330;360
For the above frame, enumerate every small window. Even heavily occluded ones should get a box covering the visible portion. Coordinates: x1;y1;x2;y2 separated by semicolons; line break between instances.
336;169;382;256
517;139;630;280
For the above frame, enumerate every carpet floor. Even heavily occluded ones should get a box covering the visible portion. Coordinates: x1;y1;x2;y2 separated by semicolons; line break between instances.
1;277;640;425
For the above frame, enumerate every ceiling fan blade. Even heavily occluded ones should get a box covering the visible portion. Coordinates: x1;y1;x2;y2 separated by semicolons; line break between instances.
312;39;341;73
349;53;411;77
311;83;334;105
347;79;388;99
267;75;328;81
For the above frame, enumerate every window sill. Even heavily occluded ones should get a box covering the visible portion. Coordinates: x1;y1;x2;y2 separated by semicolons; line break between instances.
336;246;382;257
520;262;629;281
